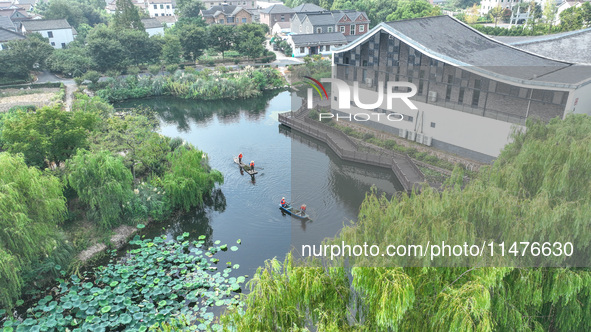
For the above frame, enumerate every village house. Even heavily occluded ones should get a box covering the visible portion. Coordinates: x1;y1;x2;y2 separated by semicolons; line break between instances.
259;4;294;28
287;31;347;57
21;19;75;49
200;4;252;25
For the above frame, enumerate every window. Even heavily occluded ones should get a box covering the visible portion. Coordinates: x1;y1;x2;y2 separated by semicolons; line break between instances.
340;26;345;32
458;87;465;104
328;27;333;32
445;75;453;101
166;4;170;8
406;115;414;122
155;13;158;16
61;43;66;48
350;24;355;35
242;17;246;23
228;17;234;23
316;27;321;33
50;41;55;46
281;15;285;21
160;4;164;8
472;90;480;107
430;122;436;128
154;4;157;8
300;47;305;53
219;19;224;23
47;31;53;38
359;25;364;32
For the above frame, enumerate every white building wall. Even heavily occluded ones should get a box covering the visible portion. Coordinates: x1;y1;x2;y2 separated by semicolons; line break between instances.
145;26;164;36
331;85;519;159
32;28;74;49
570;83;591;116
147;2;175;17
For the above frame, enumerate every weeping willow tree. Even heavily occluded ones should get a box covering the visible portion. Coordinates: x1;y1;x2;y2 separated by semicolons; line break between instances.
0;152;66;309
222;115;591;331
67;149;133;229
162;145;223;212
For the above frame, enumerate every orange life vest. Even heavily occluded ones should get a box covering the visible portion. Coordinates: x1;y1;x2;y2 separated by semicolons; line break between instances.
250;161;254;167
239;153;242;159
280;199;286;205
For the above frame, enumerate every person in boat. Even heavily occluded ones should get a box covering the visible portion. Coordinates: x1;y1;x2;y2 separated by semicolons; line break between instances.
250;160;254;171
238;153;243;163
280;197;287;207
300;204;306;215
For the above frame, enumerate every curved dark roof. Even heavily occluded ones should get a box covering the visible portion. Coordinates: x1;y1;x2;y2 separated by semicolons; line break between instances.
338;15;591;87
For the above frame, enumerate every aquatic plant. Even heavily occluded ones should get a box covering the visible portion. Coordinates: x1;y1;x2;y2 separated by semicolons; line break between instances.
1;233;246;331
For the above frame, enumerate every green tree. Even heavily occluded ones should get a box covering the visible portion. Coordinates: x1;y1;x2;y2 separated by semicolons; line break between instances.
67;149;133;229
4;33;54;71
207;24;236;58
86;25;129;72
0;152;66;309
112;0;144;30
542;0;557;31
489;6;504;27
41;0;105;29
46;46;93;77
90;113;168;179
176;0;205;18
560;6;584;31
386;0;440;21
1;106;98;168
162;146;223;211
118;28;154;65
177;24;207;61
235;24;267;59
582;2;591;27
161;34;182;64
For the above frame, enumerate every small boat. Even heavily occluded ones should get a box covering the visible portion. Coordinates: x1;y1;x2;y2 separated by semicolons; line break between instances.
279;204;309;220
233;157;258;175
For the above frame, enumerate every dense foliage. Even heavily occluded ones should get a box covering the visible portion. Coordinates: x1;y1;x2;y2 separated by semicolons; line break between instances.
223;115;591;331
67;150;133;229
0;153;67;309
0;95;225;310
95;67;285;102
0;106;98;168
1;233;246;331
0;33;54;81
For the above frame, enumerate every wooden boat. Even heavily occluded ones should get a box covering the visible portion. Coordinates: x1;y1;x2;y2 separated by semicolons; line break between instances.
233;157;258;175
279;204;309;220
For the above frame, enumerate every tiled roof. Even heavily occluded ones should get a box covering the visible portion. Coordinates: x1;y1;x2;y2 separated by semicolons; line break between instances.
155;15;177;23
0;26;24;41
491;28;591;64
141;18;162;29
22;18;71;30
202;5;247;17
292;3;324;12
0;15;15;30
339;15;591;87
290;32;347;46
305;12;334;26
260;4;294;14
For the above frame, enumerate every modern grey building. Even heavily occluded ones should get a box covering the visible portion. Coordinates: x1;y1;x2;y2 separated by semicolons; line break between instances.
331;15;591;162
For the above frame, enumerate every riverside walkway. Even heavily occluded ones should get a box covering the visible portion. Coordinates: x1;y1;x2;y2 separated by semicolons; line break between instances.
278;107;425;194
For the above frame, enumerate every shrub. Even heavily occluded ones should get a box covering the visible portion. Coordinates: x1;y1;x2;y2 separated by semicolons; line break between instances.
74;76;84;86
149;64;161;76
165;64;178;73
83;70;101;84
127;66;141;76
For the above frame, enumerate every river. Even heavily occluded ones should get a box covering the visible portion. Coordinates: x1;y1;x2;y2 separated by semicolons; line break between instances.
115;91;404;277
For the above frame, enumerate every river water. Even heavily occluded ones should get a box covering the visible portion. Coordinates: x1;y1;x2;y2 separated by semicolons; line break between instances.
115;91;403;277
